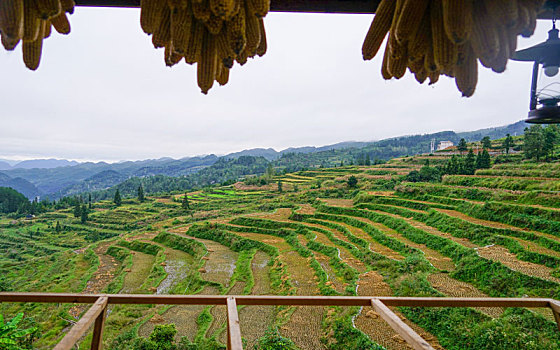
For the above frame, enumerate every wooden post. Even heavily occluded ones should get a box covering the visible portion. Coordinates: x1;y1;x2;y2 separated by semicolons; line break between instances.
226;297;243;350
90;300;108;349
54;297;108;350
370;298;434;350
549;300;560;331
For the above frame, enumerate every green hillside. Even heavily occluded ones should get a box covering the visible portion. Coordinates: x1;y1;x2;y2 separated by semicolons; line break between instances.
2;131;560;350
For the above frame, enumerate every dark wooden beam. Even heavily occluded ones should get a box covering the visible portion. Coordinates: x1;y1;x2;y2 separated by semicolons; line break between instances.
73;0;559;17
74;0;381;14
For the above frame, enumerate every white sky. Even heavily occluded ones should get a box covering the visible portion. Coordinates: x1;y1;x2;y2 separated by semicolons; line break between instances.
0;9;552;162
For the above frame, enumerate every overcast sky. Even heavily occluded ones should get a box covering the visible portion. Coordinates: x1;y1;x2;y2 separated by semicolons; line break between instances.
0;8;552;162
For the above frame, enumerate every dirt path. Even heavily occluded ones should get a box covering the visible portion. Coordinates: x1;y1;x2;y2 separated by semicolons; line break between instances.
69;242;119;319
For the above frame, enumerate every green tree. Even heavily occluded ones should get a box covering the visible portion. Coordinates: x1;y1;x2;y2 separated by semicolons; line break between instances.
0;313;37;350
55;221;61;233
114;189;122;206
255;327;297;350
277;180;283;192
464;149;476;175
131;324;178;350
523;126;545;161
181;193;190;210
88;193;92;209
365;153;371;166
347;175;358;188
476;149;491;169
543;125;559;160
265;164;275;181
138;185;145;202
502;134;514;154
457;138;468;153
481;136;492;150
73;202;82;218
445;155;460;175
80;204;88;224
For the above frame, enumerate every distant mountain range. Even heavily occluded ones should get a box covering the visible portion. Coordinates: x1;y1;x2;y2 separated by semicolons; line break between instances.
0;120;529;199
0;158;79;170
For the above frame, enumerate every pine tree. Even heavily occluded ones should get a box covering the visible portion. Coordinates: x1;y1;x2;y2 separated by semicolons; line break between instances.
476;150;491;169
138;185;145;202
365;154;371;166
181;193;190;210
88;193;92;209
80;204;88;224
114;189;122;206
73;203;82;218
445;155;459;175
524;126;545;161
543;125;559;160
347;176;358;188
464;149;476;174
55;221;61;233
457;138;468;154
481;136;492;150
277;180;283;192
502;134;514;154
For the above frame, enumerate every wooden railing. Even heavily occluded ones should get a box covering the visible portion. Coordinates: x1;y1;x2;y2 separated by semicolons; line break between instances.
1;293;559;350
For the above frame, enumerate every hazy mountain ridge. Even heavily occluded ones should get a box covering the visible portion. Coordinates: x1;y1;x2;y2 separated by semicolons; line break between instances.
0;158;79;170
0;172;42;199
0;121;528;199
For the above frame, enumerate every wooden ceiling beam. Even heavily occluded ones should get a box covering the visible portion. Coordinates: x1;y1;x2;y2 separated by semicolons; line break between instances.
74;0;559;17
74;0;379;14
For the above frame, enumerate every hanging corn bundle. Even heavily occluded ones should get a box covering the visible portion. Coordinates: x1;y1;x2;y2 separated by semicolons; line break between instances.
0;0;75;70
140;0;269;94
362;0;546;97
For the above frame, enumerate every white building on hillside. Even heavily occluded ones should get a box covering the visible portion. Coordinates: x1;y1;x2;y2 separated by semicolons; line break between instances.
437;141;454;150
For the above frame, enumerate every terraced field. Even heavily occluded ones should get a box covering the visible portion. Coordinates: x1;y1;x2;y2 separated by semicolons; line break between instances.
2;152;560;349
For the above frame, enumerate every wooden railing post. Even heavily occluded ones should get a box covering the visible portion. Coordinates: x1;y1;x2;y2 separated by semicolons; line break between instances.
549;300;560;331
90;300;108;349
54;297;108;350
226;297;243;350
370;298;434;350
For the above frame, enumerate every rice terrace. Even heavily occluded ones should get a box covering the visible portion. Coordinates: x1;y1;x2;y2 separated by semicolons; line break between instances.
2;130;560;350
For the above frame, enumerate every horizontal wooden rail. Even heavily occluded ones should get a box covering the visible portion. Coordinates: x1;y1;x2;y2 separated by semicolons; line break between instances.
1;293;558;350
0;293;554;308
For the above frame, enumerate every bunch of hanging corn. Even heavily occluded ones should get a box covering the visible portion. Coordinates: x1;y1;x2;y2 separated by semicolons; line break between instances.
0;0;74;70
140;0;268;94
362;0;545;97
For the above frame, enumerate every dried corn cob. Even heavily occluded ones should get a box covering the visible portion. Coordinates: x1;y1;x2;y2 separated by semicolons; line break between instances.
362;0;396;60
23;0;41;41
198;29;218;94
362;0;544;97
33;0;61;20
442;0;473;44
395;0;429;44
0;0;24;40
50;12;71;34
22;22;45;70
